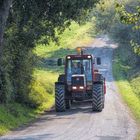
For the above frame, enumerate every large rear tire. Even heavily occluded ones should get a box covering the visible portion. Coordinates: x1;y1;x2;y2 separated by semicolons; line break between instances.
58;74;65;83
92;84;104;112
55;84;66;112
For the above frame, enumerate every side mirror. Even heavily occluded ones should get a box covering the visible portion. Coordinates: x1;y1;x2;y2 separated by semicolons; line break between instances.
57;58;64;66
96;57;101;65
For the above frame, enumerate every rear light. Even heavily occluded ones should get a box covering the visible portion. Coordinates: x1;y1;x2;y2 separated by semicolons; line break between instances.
72;86;77;90
79;86;84;89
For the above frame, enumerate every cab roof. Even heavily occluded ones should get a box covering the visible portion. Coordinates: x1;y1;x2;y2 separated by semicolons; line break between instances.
66;54;93;59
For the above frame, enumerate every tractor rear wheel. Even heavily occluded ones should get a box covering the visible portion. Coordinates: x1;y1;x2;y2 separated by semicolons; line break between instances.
92;83;104;112
58;74;65;83
102;92;105;108
55;84;66;112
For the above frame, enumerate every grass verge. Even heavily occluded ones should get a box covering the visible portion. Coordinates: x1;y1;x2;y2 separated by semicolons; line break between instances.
113;48;140;140
0;103;36;135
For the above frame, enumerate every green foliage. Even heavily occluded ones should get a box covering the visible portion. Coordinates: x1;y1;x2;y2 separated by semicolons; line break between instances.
91;0;116;34
0;20;93;135
35;22;93;58
131;77;140;98
0;0;98;104
0;101;54;135
0;30;35;104
115;2;140;55
10;0;98;44
93;0;140;50
0;103;37;135
29;70;57;108
113;46;140;138
130;39;140;55
116;3;140;29
93;0;140;74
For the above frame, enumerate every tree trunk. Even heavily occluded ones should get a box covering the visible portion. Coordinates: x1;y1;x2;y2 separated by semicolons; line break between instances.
0;0;12;57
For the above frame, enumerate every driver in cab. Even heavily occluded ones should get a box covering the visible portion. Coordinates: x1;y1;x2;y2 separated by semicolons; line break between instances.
72;62;81;74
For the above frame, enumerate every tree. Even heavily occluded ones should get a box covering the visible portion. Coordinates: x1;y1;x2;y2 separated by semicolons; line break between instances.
0;0;13;103
116;3;140;30
0;0;99;104
0;0;12;57
116;3;140;55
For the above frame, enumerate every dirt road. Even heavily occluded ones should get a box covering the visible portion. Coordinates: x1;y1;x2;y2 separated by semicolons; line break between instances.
1;36;137;140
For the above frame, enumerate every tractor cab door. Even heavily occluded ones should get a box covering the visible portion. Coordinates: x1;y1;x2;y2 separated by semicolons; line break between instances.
83;59;92;82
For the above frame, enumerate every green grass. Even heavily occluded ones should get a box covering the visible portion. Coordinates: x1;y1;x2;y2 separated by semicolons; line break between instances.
0;101;56;135
0;103;37;135
113;48;140;140
0;21;94;136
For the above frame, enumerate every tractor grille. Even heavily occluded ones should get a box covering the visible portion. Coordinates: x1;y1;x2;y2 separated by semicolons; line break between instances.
72;76;84;86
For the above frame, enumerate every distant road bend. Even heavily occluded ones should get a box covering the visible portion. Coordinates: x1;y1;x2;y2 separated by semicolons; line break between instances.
1;36;137;140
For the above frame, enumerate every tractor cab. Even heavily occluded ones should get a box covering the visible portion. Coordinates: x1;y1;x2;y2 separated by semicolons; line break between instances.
66;54;93;92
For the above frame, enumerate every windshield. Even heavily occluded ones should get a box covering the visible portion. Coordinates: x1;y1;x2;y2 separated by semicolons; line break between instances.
67;59;91;74
67;59;92;82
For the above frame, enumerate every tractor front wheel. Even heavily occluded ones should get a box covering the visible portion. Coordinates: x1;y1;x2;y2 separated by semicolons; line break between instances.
92;83;104;112
55;84;66;112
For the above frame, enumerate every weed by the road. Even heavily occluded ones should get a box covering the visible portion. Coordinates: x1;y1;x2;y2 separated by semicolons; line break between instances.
0;103;37;135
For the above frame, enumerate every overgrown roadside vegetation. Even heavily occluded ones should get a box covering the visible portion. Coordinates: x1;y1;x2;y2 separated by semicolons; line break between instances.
113;47;140;140
0;22;94;135
112;32;140;124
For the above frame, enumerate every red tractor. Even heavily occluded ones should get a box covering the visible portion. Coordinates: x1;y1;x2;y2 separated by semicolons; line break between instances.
55;47;106;112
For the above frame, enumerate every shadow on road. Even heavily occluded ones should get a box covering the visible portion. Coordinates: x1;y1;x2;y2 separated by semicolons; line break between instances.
44;101;100;119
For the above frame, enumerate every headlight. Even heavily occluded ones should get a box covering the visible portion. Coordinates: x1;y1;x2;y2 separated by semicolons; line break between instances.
79;86;84;89
72;86;77;90
87;55;91;58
